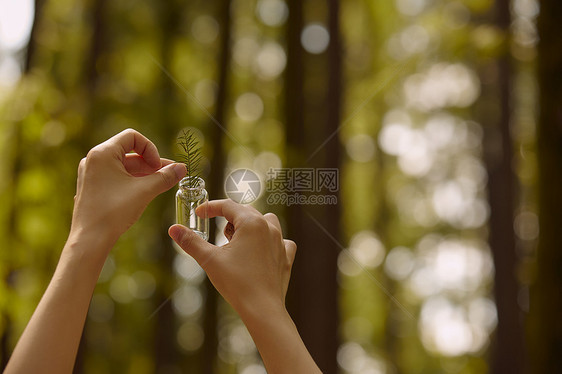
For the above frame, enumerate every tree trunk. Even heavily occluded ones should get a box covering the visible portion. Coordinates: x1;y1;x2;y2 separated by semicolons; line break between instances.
73;1;110;371
85;0;107;92
478;0;526;372
479;0;526;372
201;1;232;372
530;1;562;372
284;0;306;360
152;2;181;371
24;0;45;72
320;2;342;372
285;1;341;373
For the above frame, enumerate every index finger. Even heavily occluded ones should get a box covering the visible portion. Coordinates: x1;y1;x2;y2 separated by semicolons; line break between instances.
196;199;259;227
123;155;175;176
106;129;161;169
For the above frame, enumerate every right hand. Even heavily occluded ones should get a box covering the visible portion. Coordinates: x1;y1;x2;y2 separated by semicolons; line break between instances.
168;199;297;313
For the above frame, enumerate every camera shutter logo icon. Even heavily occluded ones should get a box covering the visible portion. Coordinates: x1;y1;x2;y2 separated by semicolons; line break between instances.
224;169;262;204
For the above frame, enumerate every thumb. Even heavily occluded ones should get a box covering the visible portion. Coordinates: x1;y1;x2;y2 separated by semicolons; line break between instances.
169;224;215;266
142;163;186;197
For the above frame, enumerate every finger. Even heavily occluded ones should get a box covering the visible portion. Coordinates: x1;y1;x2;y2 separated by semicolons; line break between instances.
140;163;186;198
195;199;259;228
284;239;297;265
169;224;216;266
124;154;159;176
160;158;175;166
264;213;282;232
125;156;178;176
107;129;161;169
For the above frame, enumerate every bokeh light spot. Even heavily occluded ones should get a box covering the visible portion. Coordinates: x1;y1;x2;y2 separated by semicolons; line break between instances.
172;285;203;317
396;0;427;16
256;0;288;27
301;24;330;54
514;211;539;241
254;42;286;79
384;246;415;281
128;271;156;300
177;322;204;352
0;56;21;87
235;92;264;122
349;231;386;269
404;63;480;111
194;79;217;108
0;0;34;50
346;134;376;163
109;274;134;304
191;15;219;44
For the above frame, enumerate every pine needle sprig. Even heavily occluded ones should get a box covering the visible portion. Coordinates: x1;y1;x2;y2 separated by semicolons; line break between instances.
177;129;203;189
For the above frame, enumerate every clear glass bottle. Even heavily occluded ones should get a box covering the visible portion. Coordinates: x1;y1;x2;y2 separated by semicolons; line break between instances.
176;176;209;241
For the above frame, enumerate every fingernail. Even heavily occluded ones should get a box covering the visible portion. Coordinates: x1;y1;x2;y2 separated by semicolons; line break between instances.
173;163;186;179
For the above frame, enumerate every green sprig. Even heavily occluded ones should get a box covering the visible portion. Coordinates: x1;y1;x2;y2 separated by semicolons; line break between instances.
177;129;203;188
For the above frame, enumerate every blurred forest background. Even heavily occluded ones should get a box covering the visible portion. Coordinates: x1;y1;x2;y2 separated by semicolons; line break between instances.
0;0;561;373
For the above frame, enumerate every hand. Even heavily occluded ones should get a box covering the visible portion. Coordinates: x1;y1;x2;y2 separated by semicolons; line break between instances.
71;129;186;254
169;200;321;374
168;199;297;314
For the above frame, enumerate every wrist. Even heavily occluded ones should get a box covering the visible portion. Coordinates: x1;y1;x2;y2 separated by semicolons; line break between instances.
65;226;116;271
236;297;289;327
235;299;322;374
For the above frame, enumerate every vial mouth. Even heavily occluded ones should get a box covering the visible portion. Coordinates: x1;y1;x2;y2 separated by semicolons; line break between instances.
179;176;205;191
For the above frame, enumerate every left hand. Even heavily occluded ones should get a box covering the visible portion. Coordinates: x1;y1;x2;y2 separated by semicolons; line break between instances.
70;129;186;253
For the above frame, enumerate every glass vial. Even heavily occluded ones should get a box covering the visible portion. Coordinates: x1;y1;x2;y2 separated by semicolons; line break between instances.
176;176;209;241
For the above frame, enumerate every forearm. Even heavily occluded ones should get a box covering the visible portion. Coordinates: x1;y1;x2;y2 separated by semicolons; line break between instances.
239;301;322;374
4;232;110;374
